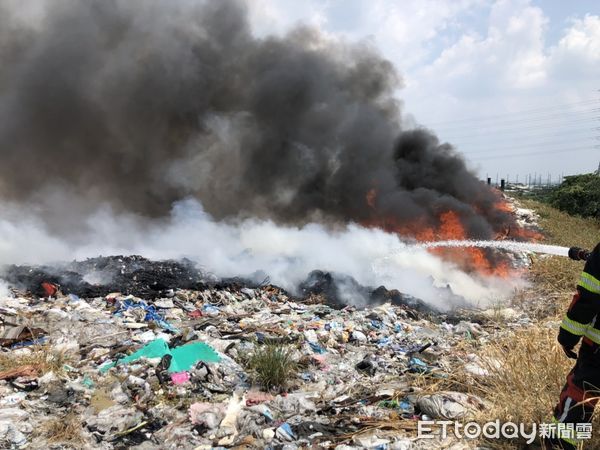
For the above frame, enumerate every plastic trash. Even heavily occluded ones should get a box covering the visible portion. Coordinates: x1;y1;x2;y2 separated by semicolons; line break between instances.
10;337;48;349
0;325;46;348
378;399;414;416
353;434;390;448
201;305;220;317
0;393;27;406
41;281;58;297
189;401;226;428
82;376;95;388
246;391;274;405
217;392;244;445
407;357;430;374
308;342;326;354
355;356;376;376
416;391;484;420
100;338;220;373
276;422;296;441
114;298;178;332
170;372;190;384
351;331;367;342
248;404;274;422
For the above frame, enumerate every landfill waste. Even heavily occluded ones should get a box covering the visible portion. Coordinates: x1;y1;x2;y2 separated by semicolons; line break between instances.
113;297;180;332
3;256;208;299
0;365;39;381
99;338;220;373
416;392;486;420
0;251;538;449
0;324;46;348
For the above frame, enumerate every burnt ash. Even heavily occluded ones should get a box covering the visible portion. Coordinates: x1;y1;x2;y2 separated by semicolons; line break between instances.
299;269;441;315
2;255;207;299
1;256;461;317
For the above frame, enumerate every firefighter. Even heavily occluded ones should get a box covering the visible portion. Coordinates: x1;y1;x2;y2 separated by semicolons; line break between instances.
546;245;600;449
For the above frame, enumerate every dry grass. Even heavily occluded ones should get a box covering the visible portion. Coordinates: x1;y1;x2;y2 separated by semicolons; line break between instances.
508;199;600;321
412;328;600;448
476;328;600;448
473;328;573;421
41;411;85;446
0;344;72;374
404;199;600;447
519;198;600;299
519;199;600;249
460;199;600;447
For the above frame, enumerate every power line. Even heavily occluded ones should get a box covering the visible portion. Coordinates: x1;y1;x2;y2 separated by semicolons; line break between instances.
461;136;598;154
430;108;599;131
435;116;599;140
468;145;599;161
438;125;597;145
423;98;600;127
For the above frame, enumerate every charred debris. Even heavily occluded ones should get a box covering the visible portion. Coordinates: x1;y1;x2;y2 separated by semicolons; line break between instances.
2;255;457;320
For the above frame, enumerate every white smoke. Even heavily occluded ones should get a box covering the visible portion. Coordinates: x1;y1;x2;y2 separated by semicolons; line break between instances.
0;279;11;299
0;198;519;309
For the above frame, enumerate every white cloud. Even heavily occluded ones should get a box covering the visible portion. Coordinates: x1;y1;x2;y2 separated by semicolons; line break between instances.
246;0;483;70
548;14;600;80
344;0;484;70
245;0;329;37
414;0;549;99
242;0;599;179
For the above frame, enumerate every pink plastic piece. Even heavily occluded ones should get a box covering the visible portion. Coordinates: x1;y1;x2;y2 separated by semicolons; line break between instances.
171;371;190;384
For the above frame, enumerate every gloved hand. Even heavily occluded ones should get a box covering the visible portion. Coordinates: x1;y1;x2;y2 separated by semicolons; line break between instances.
568;247;590;261
562;345;577;359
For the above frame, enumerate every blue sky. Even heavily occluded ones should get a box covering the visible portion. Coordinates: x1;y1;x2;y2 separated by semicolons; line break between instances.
248;0;600;182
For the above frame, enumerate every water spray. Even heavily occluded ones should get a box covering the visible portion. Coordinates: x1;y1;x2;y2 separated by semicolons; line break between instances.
416;240;572;258
416;240;591;262
369;240;590;307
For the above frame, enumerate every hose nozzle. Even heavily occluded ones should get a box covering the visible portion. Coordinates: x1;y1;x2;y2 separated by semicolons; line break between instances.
568;247;590;261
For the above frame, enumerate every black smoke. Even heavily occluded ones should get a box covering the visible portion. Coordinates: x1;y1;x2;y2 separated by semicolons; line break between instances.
0;0;512;239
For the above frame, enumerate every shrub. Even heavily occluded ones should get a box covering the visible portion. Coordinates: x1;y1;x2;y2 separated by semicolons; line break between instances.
550;173;600;218
247;343;297;390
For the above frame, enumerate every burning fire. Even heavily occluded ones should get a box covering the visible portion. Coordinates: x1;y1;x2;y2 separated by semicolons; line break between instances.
364;189;538;278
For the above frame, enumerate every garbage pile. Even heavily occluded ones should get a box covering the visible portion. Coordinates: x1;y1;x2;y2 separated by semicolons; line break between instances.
3;256;449;314
3;256;210;299
0;259;530;449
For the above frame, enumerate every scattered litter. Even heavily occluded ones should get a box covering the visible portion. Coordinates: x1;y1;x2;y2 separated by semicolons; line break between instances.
170;371;190;385
417;391;486;420
0;325;46;347
0;255;530;448
0;365;38;381
100;338;220;373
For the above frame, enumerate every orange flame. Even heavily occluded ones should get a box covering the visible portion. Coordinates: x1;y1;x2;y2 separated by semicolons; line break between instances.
363;189;536;278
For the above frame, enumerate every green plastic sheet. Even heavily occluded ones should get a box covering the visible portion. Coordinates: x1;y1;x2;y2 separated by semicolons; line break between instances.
100;338;220;373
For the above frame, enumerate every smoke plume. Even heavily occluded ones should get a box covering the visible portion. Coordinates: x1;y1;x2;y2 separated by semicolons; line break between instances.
0;0;521;307
0;198;517;308
0;0;511;237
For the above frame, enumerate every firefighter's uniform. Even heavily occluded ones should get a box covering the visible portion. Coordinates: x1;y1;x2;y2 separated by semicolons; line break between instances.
550;243;600;449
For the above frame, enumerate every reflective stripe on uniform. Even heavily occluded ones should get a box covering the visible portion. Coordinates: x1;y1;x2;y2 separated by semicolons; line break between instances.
578;271;600;295
560;316;588;336
558;397;573;423
584;326;600;344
